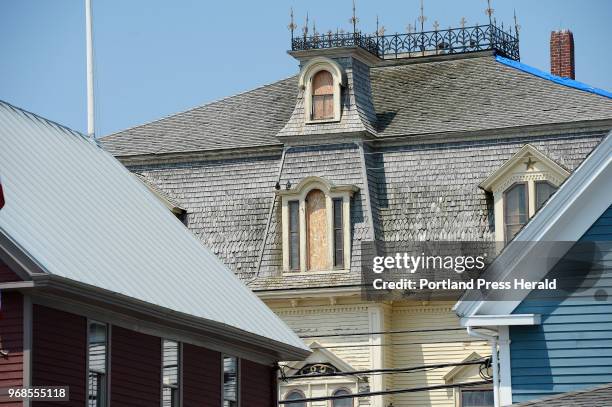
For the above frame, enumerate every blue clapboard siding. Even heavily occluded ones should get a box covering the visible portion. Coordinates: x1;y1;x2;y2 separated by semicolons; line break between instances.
510;204;612;404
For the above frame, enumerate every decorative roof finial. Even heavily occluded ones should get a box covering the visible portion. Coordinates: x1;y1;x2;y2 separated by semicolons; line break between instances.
418;0;427;32
378;25;386;36
288;7;297;40
433;20;439;31
407;23;414;33
303;13;309;38
513;9;521;36
485;0;494;26
376;15;379;36
349;0;359;34
460;17;467;28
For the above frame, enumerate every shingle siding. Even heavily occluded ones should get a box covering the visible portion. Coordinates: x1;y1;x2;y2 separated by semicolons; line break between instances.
510;205;612;403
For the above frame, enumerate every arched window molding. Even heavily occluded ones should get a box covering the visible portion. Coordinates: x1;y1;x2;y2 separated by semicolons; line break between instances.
479;144;569;242
284;389;307;407
331;387;354;407
298;57;345;123
279;177;358;273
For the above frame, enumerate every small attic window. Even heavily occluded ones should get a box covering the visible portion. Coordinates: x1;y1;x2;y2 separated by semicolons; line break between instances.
312;70;334;120
299;57;344;123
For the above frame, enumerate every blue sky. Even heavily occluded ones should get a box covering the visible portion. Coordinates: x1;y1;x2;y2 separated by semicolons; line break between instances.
1;0;610;137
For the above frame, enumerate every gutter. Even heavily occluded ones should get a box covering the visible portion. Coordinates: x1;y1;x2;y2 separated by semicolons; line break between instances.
467;327;500;407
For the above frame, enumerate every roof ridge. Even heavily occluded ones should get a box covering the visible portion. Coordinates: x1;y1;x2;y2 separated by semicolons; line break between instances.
101;74;297;140
0;99;88;141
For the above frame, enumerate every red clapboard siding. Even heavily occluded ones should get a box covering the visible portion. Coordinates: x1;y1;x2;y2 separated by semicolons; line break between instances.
32;305;87;407
183;343;221;407
240;359;277;407
0;259;22;283
0;292;23;407
111;326;161;407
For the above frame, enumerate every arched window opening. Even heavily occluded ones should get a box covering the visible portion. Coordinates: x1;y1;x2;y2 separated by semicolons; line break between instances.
285;390;306;407
306;189;329;270
332;388;353;407
312;70;334;120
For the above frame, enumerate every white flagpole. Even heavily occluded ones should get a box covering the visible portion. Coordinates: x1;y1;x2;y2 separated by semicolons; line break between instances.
85;0;95;138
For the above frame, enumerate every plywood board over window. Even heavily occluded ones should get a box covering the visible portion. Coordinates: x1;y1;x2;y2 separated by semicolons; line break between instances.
306;189;329;271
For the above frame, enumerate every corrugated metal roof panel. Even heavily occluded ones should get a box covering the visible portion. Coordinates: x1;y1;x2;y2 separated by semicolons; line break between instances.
0;100;307;353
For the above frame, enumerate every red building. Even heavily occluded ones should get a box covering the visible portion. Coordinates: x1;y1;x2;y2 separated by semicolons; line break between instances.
0;101;309;407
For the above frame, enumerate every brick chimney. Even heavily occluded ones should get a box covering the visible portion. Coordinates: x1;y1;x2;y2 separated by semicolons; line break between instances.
550;29;575;79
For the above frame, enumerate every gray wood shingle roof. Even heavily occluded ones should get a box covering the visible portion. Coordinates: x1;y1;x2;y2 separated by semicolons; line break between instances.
101;55;612;156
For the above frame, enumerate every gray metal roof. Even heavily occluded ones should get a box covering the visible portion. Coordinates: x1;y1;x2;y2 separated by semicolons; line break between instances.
0;101;308;353
512;383;612;406
101;55;612;156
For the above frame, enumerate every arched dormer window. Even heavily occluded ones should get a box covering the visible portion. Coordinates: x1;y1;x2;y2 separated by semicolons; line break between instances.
279;177;358;273
312;71;334;120
299;57;345;123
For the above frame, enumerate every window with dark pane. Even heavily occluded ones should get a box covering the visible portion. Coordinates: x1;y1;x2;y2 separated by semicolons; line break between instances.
333;198;344;268
461;389;494;407
504;183;528;242
535;181;557;211
162;340;180;407
332;388;352;407
223;356;238;407
285;390;306;407
88;322;107;407
289;200;300;271
312;70;334;120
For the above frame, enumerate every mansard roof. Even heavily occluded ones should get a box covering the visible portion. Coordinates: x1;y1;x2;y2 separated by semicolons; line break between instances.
101;55;612;156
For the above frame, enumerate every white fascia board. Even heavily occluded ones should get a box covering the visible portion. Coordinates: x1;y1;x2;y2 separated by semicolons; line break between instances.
460;314;541;327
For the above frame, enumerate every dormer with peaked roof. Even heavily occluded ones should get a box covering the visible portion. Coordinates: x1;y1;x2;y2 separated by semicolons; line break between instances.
480;144;571;242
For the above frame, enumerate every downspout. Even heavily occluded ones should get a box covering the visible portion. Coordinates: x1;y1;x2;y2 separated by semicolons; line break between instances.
467;326;500;407
246;147;288;286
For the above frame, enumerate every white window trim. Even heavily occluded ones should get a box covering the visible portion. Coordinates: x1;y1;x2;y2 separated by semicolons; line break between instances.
279;177;357;274
298;57;345;124
479;144;570;242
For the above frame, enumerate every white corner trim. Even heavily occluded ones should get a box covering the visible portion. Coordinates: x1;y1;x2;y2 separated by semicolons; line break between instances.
498;326;513;406
461;314;541;327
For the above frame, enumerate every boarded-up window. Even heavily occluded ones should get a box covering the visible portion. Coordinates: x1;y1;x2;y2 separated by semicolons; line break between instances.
333;198;344;268
306;189;329;270
312;70;334;120
288;201;300;271
504;183;528;242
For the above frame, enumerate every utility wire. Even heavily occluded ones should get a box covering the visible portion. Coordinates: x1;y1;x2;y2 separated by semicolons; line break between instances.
298;326;466;338
280;358;489;380
279;380;492;404
309;338;486;349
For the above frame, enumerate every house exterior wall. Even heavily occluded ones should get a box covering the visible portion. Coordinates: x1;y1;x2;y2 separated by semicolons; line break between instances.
510;204;612;403
110;326;162;407
183;344;221;407
389;302;490;407
0;292;23;407
32;305;87;407
0;259;22;283
240;359;277;407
